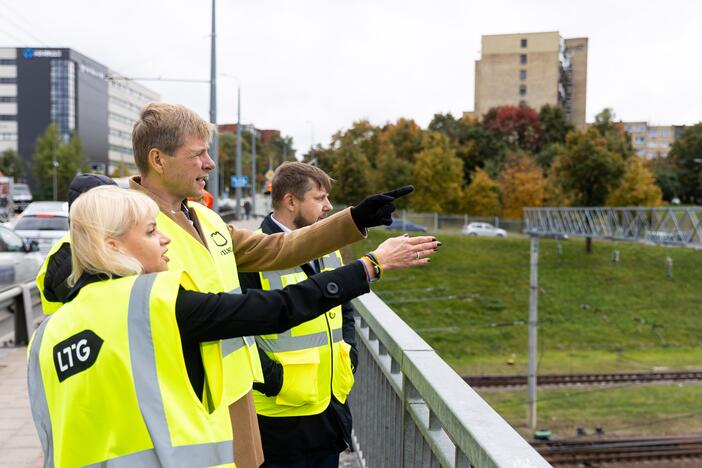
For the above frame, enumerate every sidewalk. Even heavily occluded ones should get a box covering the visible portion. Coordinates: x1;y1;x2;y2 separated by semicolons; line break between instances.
0;346;42;467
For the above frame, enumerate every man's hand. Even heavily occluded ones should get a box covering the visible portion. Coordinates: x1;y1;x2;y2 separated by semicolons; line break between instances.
350;185;414;230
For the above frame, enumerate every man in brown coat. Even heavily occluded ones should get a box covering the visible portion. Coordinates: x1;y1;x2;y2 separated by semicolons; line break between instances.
129;102;410;467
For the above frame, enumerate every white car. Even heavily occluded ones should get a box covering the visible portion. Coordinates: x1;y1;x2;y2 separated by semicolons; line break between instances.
0;225;43;295
462;222;507;238
13;212;69;255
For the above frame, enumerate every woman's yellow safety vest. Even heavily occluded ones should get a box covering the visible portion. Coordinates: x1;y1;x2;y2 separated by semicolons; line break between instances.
253;250;356;417
36;233;70;315
156;202;263;406
27;271;235;468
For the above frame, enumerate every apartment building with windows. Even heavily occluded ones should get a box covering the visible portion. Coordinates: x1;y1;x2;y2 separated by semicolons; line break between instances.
0;47;159;185
622;122;686;159
472;32;588;129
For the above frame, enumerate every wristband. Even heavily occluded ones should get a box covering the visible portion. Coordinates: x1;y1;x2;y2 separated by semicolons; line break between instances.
364;252;383;281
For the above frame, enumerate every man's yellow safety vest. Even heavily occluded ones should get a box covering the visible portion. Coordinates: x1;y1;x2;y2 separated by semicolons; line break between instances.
36;233;70;315
253;250;356;417
27;271;235;468
157;202;264;406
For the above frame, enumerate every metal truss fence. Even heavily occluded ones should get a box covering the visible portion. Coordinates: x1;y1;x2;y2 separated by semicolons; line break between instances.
397;211;524;234
348;292;549;468
523;207;702;247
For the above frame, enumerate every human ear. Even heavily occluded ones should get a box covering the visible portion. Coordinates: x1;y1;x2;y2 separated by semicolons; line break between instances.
283;193;296;212
148;148;165;175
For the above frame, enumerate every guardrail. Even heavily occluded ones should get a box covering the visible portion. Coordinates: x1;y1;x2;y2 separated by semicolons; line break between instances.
0;281;40;346
349;292;550;468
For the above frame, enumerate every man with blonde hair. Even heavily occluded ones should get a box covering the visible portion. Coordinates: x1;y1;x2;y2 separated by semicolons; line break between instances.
129;102;412;467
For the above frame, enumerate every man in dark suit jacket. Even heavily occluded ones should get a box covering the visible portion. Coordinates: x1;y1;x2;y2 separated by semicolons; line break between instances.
239;162;358;468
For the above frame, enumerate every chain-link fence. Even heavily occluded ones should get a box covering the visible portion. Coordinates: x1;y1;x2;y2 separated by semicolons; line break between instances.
395;210;524;234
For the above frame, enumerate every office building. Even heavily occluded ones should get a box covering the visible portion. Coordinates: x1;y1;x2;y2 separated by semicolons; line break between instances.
472;32;588;129
0;47;159;185
622;122;686;159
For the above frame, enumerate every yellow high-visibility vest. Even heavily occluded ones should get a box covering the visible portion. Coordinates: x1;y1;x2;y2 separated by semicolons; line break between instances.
157;202;263;406
36;233;70;315
27;271;235;468
253;250;355;417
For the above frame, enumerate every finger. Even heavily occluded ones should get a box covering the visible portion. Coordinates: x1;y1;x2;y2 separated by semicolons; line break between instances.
382;185;414;200
412;241;440;253
372;194;395;203
405;235;439;245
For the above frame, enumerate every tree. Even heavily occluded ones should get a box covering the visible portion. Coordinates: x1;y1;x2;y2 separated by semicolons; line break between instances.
410;132;463;213
482;105;542;152
648;157;680;202
539;105;574;148
373;145;413;208
330;145;372;206
378;118;422;163
607;156;663;206
592;108;634;157
498;154;545;219
554;128;627;252
669;123;702;204
555;129;626;206
31;123;88;200
461;168;501;216
0;149;24;181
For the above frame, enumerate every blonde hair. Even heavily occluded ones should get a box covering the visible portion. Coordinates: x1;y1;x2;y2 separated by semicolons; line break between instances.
68;186;159;286
132;102;214;175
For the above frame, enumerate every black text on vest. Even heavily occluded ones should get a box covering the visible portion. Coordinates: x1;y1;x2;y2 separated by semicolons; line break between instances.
53;330;104;382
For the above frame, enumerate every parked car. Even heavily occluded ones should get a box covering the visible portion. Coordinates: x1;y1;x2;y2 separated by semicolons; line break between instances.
13;212;69;255
0;225;42;294
12;183;33;212
462;222;507;237
386;219;428;233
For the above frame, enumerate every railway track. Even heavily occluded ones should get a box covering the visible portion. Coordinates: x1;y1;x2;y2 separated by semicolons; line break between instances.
532;435;702;465
464;371;702;388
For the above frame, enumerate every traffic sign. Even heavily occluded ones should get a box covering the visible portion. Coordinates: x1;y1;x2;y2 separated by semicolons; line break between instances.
230;175;249;188
265;170;274;181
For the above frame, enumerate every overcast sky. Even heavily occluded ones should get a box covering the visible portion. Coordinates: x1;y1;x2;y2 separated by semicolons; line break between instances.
2;0;701;155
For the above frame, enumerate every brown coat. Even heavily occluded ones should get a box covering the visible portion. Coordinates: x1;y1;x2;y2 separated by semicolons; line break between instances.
129;177;365;467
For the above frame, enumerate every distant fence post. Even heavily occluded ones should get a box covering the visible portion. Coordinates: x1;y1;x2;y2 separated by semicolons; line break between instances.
464;214;468;227
434;212;439;231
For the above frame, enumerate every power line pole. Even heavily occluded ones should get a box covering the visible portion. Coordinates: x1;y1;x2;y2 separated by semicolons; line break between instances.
251;127;256;218
208;0;219;210
235;86;242;220
527;236;539;430
51;125;57;201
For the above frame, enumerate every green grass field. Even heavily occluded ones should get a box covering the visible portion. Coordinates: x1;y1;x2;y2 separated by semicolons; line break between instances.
346;230;702;436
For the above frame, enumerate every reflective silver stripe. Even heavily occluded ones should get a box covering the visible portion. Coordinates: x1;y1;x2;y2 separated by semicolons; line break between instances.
128;274;234;467
256;331;328;353
228;287;241;294
260;267;303;290
319;252;342;270
244;335;256;347
221;336;249;357
27;316;55;468
331;327;344;343
84;440;233;467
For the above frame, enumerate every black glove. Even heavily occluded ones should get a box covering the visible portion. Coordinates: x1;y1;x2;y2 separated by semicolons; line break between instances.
350;185;414;230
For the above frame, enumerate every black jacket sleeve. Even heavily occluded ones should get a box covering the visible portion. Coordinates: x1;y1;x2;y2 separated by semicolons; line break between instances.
176;261;370;344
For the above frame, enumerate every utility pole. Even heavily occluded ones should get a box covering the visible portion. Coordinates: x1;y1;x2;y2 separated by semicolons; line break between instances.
527;236;539;430
235;86;242;220
208;0;219;210
251;127;256;218
51;126;57;201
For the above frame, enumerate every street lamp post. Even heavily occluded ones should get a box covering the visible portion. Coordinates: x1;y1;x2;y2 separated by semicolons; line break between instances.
209;0;219;210
235;86;242;220
251;127;256;218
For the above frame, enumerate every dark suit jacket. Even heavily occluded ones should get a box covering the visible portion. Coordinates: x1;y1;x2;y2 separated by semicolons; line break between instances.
238;213;359;463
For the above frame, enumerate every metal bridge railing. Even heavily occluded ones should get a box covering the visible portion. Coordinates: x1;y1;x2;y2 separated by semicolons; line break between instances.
524;206;702;247
349;292;550;468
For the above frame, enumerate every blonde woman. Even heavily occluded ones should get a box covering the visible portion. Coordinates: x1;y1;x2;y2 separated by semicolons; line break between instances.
27;186;439;468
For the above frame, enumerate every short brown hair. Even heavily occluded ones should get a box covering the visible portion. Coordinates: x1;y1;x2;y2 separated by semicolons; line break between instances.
271;162;333;209
132;102;213;175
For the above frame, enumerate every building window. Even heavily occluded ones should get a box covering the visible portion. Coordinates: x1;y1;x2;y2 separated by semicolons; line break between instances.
520;54;527;65
519;100;527;107
519;84;527;96
0;133;17;140
0;96;16;103
50;59;76;142
519;69;527;80
521;38;528;48
0;78;17;84
634;136;645;144
0;59;16;65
